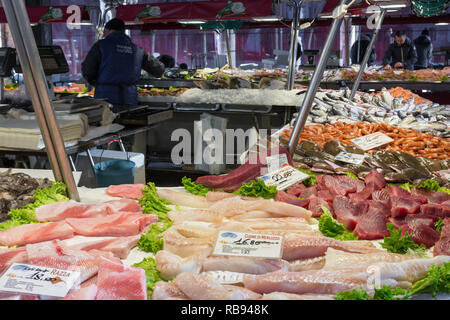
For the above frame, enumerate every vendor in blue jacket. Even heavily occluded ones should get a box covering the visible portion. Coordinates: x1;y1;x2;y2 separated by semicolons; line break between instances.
81;18;165;112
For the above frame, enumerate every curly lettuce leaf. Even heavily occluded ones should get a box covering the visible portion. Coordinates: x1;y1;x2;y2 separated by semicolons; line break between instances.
409;262;450;298
380;223;427;254
345;172;359;180
334;287;370;300
233;179;277;199
297;168;317;187
0;182;68;230
335;286;410;300
138;182;171;221
318;207;358;241
133;256;165;299
182;176;212;197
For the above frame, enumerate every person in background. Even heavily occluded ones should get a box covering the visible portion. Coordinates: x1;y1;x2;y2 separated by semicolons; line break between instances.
81;18;164;112
179;63;188;70
296;41;303;66
383;30;417;71
158;54;176;69
414;28;433;69
351;34;376;66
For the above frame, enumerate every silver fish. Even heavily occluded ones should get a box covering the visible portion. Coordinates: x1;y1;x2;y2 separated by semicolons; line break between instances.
361;93;372;104
332;104;349;117
381;87;394;107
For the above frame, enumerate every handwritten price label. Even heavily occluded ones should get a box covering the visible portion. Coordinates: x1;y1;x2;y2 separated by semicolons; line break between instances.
0;263;80;298
351;132;394;151
259;165;310;190
335;152;366;165
213;231;283;259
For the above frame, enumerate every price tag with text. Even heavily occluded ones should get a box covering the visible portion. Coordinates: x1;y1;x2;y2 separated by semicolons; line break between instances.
335;152;366;165
213;231;283;259
259;165;310;190
351;132;394;151
266;153;289;173
0;263;80;298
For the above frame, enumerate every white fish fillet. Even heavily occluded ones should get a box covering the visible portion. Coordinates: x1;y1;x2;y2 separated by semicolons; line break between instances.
168;209;223;224
289;257;326;272
223;285;262;300
282;235;381;261
174;272;235;300
152;281;189;300
155;250;203;280
202;256;289;275
170;223;218;239
157;189;210;208
222;217;310;230
209;197;312;221
230;211;275;220
243;270;368;295
369;255;450;288
258;292;334;300
323;248;415;271
162;228;213;258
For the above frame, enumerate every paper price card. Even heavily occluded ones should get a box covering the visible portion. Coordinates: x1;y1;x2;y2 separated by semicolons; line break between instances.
351;132;394;151
335;152;366;165
0;263;80;298
259;165;310;190
213;231;283;259
266;153;289;173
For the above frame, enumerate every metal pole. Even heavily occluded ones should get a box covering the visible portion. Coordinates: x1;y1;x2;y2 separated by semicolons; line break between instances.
287;0;347;156
349;9;386;101
2;0;80;201
224;30;233;68
287;0;302;90
344;17;350;66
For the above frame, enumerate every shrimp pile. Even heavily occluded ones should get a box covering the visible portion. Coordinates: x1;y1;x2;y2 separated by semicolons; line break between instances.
281;122;450;160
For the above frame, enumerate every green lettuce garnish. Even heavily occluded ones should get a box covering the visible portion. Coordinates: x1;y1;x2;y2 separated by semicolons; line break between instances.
380;223;427;254
182;176;212;197
233;179;277;199
137;222;171;254
435;218;444;234
335;286;410;300
138;182;171;218
345;172;359;180
409;262;450;298
133;257;165;299
0;181;68;230
318;207;358;241
297;168;317;187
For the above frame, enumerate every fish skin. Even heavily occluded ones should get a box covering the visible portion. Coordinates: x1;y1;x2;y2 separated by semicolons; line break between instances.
223;285;262;300
288;257;326;272
243;270;368;295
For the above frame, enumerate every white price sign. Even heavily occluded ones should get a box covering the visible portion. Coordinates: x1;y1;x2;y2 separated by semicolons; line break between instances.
266;153;289;173
213;231;283;259
0;263;80;298
259;165;310;190
335;152;366;165
351;132;394;151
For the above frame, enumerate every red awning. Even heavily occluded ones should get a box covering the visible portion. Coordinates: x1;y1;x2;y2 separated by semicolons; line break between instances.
0;6;90;24
116;0;273;24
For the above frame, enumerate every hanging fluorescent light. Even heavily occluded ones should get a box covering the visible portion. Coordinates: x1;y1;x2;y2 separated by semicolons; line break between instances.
378;3;407;9
435;22;449;25
319;14;333;19
178;19;207;24
252;16;281;22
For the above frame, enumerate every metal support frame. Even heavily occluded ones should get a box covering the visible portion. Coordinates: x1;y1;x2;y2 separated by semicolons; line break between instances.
287;0;303;90
288;0;348;156
2;0;80;201
349;9;387;101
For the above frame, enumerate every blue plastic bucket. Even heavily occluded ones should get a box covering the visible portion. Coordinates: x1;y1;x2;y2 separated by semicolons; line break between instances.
94;159;135;188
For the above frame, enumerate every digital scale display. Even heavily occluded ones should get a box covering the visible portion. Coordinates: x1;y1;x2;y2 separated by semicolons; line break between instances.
14;45;69;75
0;48;17;77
